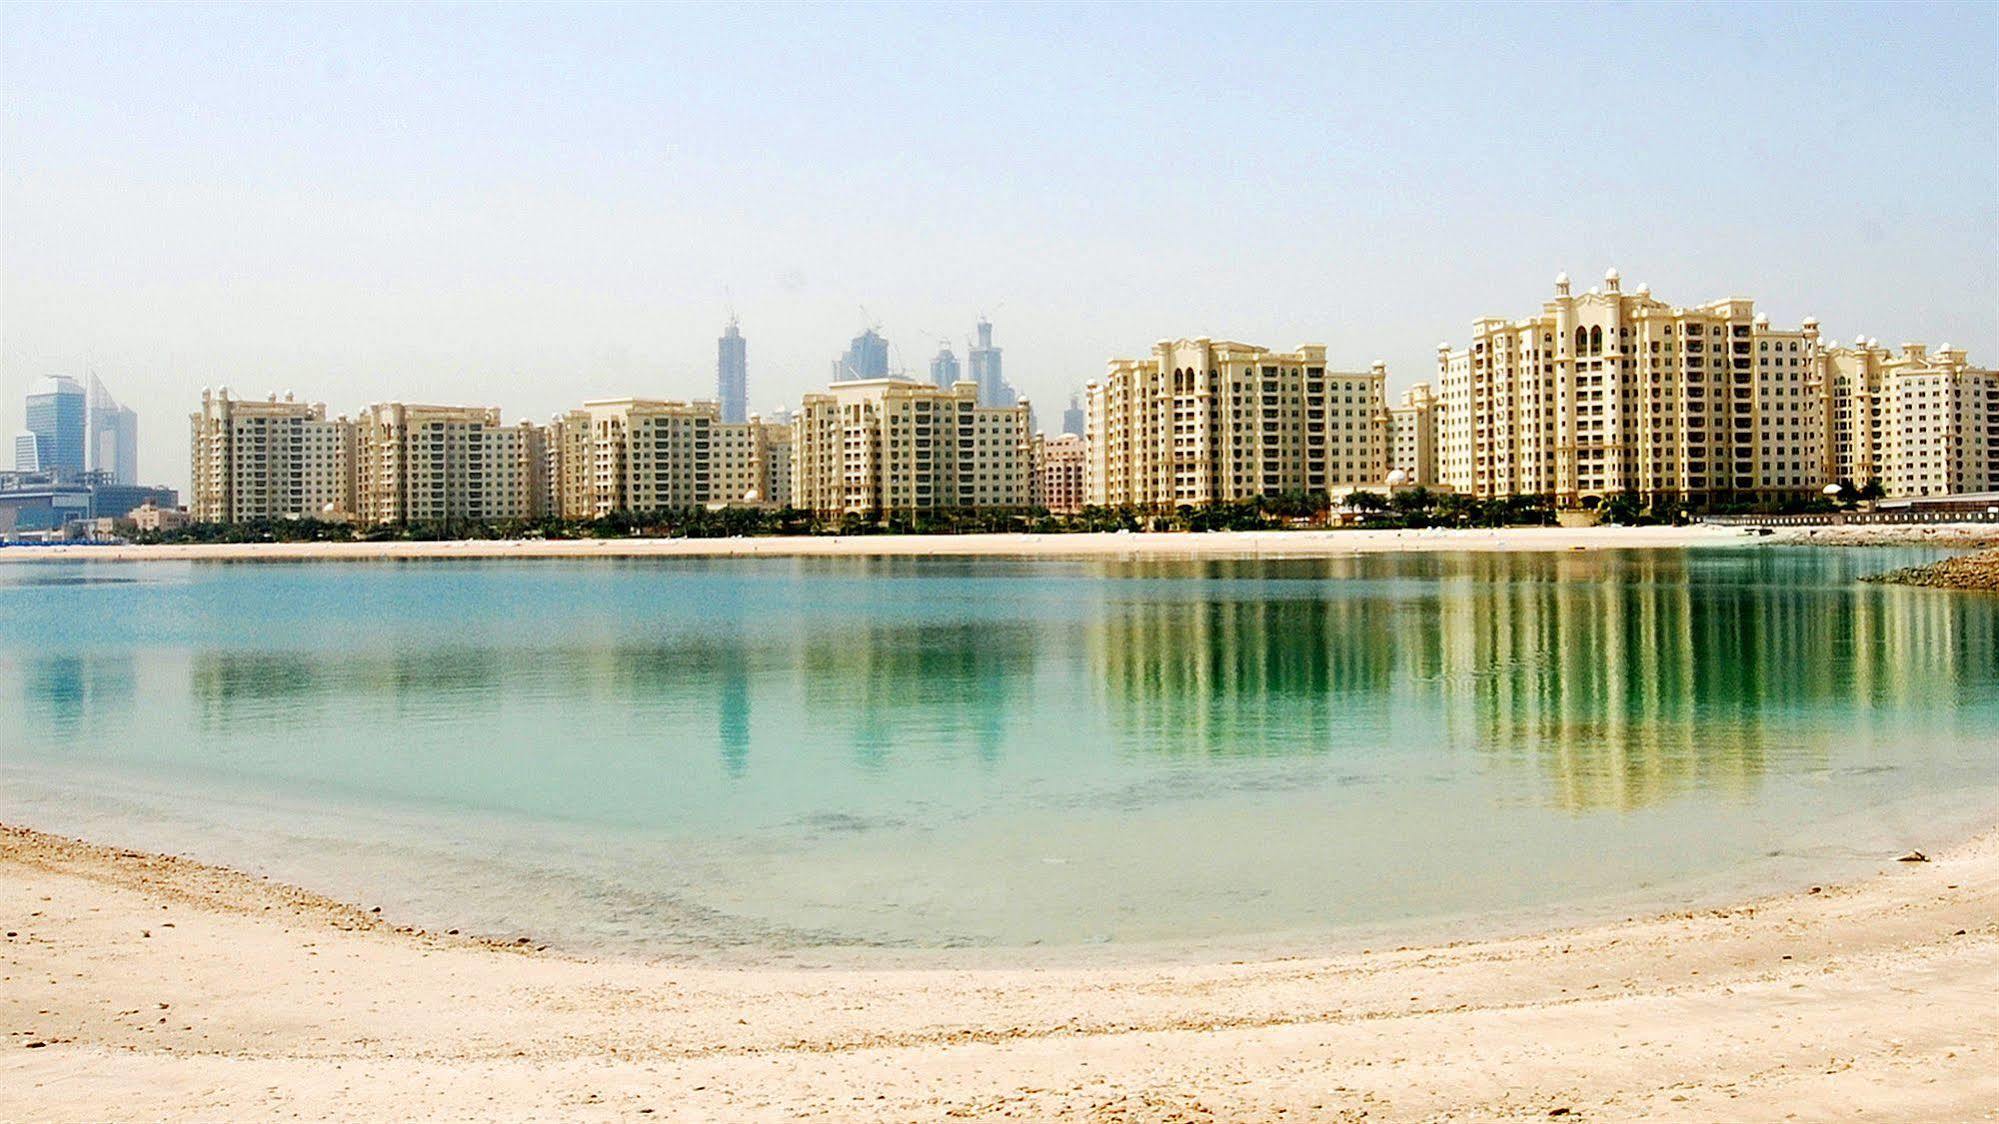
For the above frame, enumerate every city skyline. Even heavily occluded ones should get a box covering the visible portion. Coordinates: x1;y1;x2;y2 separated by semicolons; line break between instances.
4;3;1995;495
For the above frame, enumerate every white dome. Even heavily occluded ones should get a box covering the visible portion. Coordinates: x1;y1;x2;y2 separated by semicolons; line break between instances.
1555;272;1570;287
1940;342;1952;351
1385;469;1411;486
1636;282;1651;296
1822;484;1843;496
743;487;761;503
1604;267;1620;283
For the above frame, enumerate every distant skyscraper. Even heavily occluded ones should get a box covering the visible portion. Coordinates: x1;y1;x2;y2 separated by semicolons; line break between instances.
12;431;40;472
717;316;748;424
1062;394;1085;437
21;376;86;479
929;344;961;388
87;375;139;485
968;317;1015;406
832;327;890;382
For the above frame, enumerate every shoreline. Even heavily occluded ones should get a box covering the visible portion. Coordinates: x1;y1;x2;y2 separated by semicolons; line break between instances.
6;821;1995;1120
2;521;1995;563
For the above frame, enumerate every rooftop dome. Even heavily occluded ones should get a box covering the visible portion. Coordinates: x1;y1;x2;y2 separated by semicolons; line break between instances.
1555;272;1570;287
1636;282;1651;296
1604;267;1620;283
1385;469;1411;486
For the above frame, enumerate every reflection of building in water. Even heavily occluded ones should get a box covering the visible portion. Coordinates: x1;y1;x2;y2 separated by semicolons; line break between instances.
795;619;1037;768
192;652;331;732
20;654;136;735
717;641;751;778
1428;551;1770;811
1077;551;1992;812
1085;558;1400;757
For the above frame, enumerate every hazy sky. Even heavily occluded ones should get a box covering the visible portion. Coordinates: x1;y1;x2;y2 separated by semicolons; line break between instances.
4;1;1995;491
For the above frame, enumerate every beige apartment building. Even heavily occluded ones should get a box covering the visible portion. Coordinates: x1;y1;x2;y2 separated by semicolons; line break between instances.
1035;433;1087;514
1384;382;1439;486
189;388;355;522
352;403;545;525
552;398;792;519
1820;340;1997;497
1084;339;1386;509
792;379;1032;516
1435;271;1824;506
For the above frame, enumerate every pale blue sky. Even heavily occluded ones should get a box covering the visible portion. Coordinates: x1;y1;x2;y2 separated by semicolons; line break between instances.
4;1;1995;490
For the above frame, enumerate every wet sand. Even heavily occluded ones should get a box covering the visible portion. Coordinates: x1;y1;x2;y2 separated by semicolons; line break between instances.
3;822;1994;1122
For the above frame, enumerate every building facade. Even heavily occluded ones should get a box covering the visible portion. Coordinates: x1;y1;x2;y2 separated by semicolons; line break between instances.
1384;382;1438;486
352;403;541;525
792;378;1033;516
1435;270;1826;506
1819;340;1997;498
1035;432;1087;514
189;389;355;522
552;398;791;519
1084;339;1387;509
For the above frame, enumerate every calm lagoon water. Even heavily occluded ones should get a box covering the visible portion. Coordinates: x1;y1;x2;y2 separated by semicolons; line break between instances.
3;547;1995;961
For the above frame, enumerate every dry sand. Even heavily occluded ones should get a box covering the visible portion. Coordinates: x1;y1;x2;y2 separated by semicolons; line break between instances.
3;822;1994;1122
3;522;1995;564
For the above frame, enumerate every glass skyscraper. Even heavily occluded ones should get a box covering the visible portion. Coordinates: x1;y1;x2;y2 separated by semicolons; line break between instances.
21;375;86;479
717;317;748;424
832;327;890;382
929;344;961;388
969;318;1017;406
87;375;140;485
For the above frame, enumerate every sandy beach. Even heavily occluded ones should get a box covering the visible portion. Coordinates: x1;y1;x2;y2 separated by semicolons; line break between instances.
3;522;1996;564
3;822;1994;1122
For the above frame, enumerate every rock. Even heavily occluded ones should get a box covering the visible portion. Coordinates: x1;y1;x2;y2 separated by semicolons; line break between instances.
1897;851;1929;863
1862;549;1999;592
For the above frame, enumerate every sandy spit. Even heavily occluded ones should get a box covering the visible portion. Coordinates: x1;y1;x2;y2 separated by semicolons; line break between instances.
4;522;1994;564
3;822;1994;1122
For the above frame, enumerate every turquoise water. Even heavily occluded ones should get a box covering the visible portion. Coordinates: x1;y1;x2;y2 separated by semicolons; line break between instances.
2;548;1995;961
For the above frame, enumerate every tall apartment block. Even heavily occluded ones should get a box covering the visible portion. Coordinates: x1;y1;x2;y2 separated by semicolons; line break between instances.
352;403;544;525
792;378;1033;516
189;388;355;522
1434;270;1992;505
552;398;792;519
1819;339;1996;497
1083;339;1386;509
1435;270;1826;505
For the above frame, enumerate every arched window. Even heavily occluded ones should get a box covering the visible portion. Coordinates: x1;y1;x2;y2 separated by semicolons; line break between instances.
1589;325;1603;354
1574;327;1587;354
